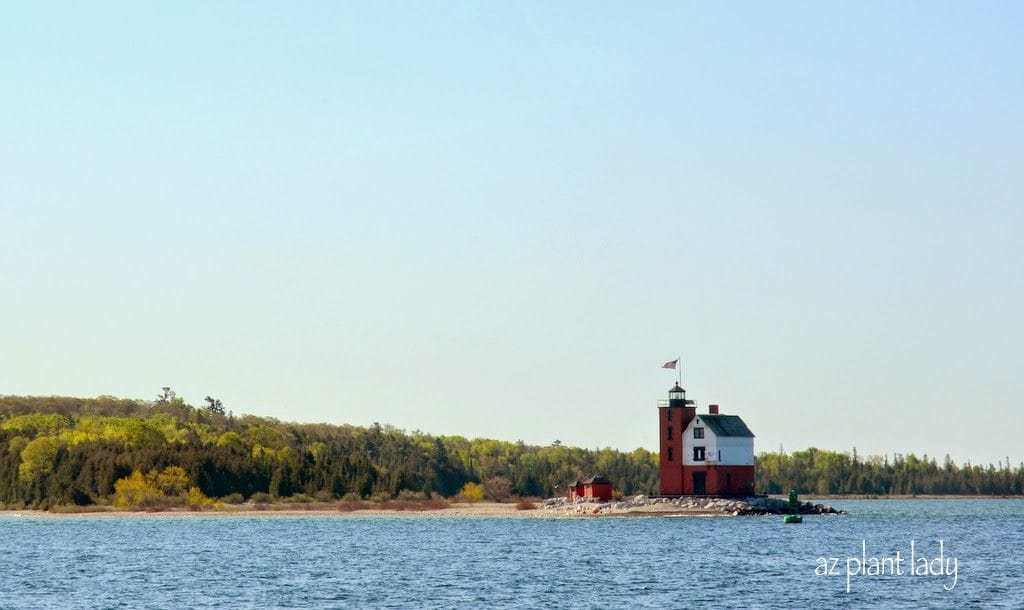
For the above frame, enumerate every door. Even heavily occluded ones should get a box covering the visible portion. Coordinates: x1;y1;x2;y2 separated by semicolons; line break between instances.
692;471;706;495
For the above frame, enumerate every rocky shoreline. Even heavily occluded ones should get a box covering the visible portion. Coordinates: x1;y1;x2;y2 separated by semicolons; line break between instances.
540;495;845;517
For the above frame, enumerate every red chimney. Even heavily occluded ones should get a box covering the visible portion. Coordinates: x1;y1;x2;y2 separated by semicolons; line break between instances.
709;404;719;414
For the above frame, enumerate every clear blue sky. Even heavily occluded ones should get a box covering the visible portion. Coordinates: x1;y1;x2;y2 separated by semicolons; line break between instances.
2;3;1021;466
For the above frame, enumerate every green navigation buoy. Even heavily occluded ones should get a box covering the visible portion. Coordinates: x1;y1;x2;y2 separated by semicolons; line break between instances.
784;490;803;524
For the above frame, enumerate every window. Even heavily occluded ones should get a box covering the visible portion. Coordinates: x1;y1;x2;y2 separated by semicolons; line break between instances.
693;427;704;439
667;447;674;462
667;426;673;440
693;446;705;461
726;473;732;489
667;409;672;421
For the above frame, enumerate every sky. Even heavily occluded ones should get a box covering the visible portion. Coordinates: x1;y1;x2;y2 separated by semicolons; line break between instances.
2;3;1022;466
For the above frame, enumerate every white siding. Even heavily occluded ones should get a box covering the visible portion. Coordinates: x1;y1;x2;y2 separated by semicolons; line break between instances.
716;436;754;465
681;417;713;466
681;417;754;466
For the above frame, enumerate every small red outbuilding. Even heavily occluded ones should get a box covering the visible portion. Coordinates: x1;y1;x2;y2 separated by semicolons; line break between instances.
567;476;613;502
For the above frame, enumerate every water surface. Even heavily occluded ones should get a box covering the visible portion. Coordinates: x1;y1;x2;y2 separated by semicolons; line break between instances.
1;499;1020;608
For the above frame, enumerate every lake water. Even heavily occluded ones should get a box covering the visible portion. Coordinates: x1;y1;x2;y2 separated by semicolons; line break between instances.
1;499;1021;608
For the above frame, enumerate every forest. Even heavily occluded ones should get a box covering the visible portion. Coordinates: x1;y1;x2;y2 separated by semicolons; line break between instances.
757;447;1024;496
0;395;1020;509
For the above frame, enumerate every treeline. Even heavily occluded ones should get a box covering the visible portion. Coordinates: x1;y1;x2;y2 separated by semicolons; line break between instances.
0;395;658;509
2;396;1020;509
758;447;1024;496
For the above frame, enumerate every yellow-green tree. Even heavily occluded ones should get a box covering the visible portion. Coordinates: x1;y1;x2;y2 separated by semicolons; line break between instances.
152;466;190;496
216;431;245;450
7;436;30;456
18;436;62;483
458;482;484;503
112;466;191;507
113;471;164;507
244;425;286;450
1;414;68;437
186;487;212;508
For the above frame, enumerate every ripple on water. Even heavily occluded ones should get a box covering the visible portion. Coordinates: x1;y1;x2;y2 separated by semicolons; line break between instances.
0;500;1021;608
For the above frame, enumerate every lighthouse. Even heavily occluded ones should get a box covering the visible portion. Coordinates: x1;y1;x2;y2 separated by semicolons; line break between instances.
658;384;756;496
658;383;696;495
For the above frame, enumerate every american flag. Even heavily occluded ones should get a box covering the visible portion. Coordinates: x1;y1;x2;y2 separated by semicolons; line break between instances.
662;359;678;369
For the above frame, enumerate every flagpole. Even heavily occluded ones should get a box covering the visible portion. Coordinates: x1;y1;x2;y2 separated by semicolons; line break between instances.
678;355;682;385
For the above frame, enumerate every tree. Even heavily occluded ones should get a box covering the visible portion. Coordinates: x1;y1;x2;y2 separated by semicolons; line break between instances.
18;436;62;484
203;396;225;415
152;466;190;496
186;487;212;509
458;482;484;503
216;431;245;451
113;471;164;507
483;476;512;502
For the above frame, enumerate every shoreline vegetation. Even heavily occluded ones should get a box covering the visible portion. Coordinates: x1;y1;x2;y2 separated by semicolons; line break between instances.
1;395;1022;513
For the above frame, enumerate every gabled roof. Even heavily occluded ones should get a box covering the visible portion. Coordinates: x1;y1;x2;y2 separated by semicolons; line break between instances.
697;414;755;438
582;475;611;485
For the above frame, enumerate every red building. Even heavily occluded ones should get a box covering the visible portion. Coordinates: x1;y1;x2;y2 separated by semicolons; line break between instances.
567;476;613;502
658;383;755;496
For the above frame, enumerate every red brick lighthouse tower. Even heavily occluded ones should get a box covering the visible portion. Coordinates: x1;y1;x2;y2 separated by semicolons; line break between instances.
658;383;695;496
